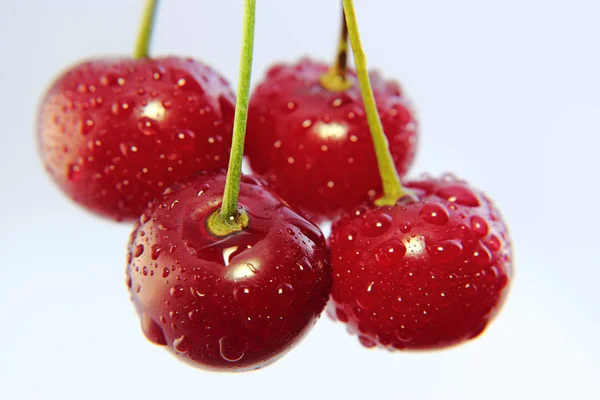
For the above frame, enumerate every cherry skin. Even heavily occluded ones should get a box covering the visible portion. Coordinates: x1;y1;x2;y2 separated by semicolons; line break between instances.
245;58;418;222
37;57;235;221
327;174;513;350
126;170;332;371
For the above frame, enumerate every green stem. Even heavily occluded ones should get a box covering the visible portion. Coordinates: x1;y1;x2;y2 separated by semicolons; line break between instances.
320;6;352;91
342;0;412;205
133;0;159;59
208;0;256;236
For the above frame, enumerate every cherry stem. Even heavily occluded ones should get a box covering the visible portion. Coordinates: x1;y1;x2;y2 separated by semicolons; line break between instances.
342;0;412;205
133;0;159;59
209;0;256;236
320;5;352;91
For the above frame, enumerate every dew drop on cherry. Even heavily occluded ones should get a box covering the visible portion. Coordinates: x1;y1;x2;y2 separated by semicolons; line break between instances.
134;244;144;257
173;335;190;353
486;235;502;251
420;203;450;225
358;335;376;348
137;117;160;136
67;164;81;181
435;185;481;207
141;313;167;345
375;239;406;266
335;308;349;323
426;239;463;263
471;243;492;266
356;281;377;310
470;215;489;237
170;285;185;298
151;244;162;260
362;213;392;237
276;283;295;308
219;336;245;362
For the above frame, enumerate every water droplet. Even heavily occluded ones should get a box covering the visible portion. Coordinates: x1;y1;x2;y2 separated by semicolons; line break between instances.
170;285;185;298
141;313;166;345
142;266;148;276
111;98;135;118
356;281;377;310
375;239;407;266
335;308;349;322
219;336;245;362
152;69;162;80
100;73;119;86
362;212;392;237
173;335;190;353
137;117;159;136
176;129;196;152
125;275;132;289
151;244;162;260
395;329;413;343
246;263;258;274
162;267;170;278
233;286;252;305
420;203;450;225
66;164;81;181
78;116;95;135
276;283;295;308
471;242;492;266
426;239;463;262
435;185;480;207
400;222;412;233
358;335;376;348
196;183;210;196
485;235;502;251
470;215;489;237
134;244;144;257
400;267;420;286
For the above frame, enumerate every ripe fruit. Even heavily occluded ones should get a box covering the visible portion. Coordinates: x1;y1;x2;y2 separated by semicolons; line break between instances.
245;58;418;221
37;57;235;221
328;174;512;350
127;170;332;371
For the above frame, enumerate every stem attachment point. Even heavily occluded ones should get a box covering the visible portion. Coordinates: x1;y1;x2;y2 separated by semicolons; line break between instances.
206;208;249;238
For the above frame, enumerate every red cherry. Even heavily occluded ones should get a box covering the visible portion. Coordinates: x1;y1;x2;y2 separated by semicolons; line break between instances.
127;170;332;371
328;174;513;350
245;58;418;222
37;57;235;221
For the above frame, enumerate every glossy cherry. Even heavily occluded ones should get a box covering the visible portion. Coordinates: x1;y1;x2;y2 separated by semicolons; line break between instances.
127;170;332;371
245;58;418;222
37;57;235;221
328;174;513;350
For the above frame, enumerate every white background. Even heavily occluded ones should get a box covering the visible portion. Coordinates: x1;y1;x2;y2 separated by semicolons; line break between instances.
1;1;599;399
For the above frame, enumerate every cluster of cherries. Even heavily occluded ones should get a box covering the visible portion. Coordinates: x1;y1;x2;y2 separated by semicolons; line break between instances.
36;0;513;372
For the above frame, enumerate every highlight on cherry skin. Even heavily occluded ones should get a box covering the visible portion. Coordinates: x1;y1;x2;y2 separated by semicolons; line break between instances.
245;58;418;222
126;170;332;371
327;173;513;350
37;57;235;221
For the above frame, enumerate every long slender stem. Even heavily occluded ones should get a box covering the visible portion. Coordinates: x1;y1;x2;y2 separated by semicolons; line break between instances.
133;0;159;59
219;0;256;224
342;0;411;205
320;4;352;91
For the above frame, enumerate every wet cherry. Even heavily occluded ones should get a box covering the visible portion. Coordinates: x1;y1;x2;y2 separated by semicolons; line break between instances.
245;58;418;222
37;57;235;221
328;174;513;350
127;170;332;371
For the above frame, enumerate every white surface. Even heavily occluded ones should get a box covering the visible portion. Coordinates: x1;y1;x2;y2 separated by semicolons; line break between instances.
1;0;599;399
